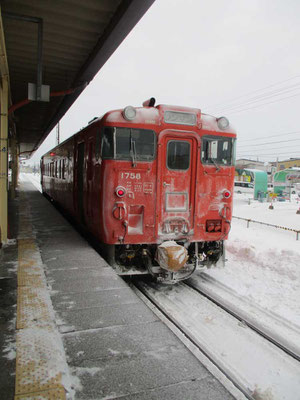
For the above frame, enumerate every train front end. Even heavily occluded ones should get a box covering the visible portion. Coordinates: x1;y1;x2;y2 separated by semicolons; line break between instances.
99;102;236;283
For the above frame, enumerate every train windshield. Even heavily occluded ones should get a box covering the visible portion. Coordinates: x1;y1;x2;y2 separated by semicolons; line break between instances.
101;127;156;161
201;136;236;166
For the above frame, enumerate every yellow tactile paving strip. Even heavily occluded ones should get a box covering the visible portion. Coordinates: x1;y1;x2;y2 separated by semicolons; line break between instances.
15;190;66;400
15;387;66;400
17;287;53;330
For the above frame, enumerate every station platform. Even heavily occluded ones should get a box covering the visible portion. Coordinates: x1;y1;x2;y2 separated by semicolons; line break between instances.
0;176;237;400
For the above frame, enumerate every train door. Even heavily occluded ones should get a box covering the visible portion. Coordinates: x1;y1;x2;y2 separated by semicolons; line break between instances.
77;142;85;224
158;131;197;236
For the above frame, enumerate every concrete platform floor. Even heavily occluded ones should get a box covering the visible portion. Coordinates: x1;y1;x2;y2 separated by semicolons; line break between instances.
0;177;237;400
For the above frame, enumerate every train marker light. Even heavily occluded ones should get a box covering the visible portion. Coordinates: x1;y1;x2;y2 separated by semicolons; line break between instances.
123;106;136;121
116;186;126;197
206;219;222;232
223;189;231;199
217;116;229;130
50;152;55;156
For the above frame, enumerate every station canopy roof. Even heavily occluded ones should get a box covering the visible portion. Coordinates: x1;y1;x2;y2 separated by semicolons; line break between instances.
1;0;154;158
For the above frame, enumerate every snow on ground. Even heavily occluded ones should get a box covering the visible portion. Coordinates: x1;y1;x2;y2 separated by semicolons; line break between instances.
23;172;42;192
207;193;300;327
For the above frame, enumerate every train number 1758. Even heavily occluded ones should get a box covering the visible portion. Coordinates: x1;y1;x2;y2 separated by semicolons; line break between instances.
121;172;141;180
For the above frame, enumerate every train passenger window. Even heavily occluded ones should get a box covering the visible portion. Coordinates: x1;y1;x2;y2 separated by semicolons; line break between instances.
87;142;94;180
62;159;65;179
167;140;190;170
201;136;235;166
101;127;156;161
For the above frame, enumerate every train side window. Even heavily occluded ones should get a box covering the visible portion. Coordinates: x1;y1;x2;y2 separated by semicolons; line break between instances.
101;128;114;159
87;142;94;180
95;128;101;161
62;159;65;179
167;140;190;170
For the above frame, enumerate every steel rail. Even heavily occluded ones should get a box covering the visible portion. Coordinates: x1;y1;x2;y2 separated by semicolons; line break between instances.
130;279;254;400
185;279;300;363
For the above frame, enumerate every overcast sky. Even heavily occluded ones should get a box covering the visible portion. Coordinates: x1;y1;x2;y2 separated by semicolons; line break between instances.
29;0;300;164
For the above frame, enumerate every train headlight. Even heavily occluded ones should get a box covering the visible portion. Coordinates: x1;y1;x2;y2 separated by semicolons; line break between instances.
223;189;231;199
217;116;229;130
123;106;136;121
115;186;126;197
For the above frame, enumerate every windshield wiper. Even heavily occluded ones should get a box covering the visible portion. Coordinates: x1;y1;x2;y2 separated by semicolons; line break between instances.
209;157;220;171
130;137;137;167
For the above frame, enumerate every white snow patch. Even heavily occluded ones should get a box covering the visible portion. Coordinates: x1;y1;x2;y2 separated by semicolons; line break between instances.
2;341;16;360
207;194;300;327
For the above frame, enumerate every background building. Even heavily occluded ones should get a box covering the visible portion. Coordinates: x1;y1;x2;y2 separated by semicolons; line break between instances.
276;158;300;170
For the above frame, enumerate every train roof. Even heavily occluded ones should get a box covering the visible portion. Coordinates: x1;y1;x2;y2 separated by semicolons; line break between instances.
42;103;236;158
102;103;236;135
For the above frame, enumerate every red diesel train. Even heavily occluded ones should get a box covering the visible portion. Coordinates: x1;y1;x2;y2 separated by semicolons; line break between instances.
41;98;236;283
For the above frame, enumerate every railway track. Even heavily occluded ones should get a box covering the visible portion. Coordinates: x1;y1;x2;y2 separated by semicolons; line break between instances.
129;276;300;400
187;272;300;362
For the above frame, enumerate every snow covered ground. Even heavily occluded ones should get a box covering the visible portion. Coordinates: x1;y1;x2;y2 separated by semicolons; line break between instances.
206;193;300;328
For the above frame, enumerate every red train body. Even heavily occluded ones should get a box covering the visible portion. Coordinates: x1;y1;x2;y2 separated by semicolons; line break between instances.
41;101;236;283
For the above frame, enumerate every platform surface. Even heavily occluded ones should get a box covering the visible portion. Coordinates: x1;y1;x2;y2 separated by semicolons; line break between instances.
0;176;236;400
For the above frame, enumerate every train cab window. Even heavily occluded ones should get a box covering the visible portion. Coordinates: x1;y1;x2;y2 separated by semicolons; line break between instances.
201;136;235;166
167;140;190;170
101;127;155;161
